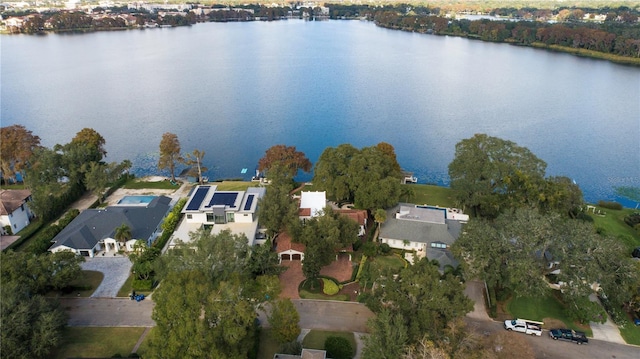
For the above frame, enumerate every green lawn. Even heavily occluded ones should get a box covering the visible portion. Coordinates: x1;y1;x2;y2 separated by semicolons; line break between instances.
588;206;640;250
406;184;456;208
49;270;103;298
123;178;182;189
370;254;407;271
302;330;356;355
618;317;640;346
506;294;592;337
299;279;350;301
134;327;155;358
52;327;146;359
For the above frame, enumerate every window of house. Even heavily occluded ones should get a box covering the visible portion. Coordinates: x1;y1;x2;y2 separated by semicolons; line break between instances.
187;214;192;219
206;213;215;222
431;242;447;249
20;204;24;211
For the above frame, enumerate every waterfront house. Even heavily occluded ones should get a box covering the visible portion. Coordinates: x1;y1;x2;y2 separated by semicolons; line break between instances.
174;185;266;247
49;196;171;257
378;204;468;271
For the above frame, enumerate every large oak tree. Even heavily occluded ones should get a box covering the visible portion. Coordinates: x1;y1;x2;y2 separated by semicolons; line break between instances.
448;134;546;218
258;144;312;178
0;124;41;183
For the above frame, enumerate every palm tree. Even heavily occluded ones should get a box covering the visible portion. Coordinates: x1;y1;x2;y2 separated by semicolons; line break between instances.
114;223;132;249
374;208;387;240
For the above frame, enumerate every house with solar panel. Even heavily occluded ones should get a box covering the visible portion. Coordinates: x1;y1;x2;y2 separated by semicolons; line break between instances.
177;185;267;247
378;204;468;272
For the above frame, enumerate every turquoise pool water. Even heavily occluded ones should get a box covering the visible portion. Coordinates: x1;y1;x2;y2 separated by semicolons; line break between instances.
118;195;156;205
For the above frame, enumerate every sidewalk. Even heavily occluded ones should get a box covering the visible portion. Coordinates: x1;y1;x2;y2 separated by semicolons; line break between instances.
589;293;626;344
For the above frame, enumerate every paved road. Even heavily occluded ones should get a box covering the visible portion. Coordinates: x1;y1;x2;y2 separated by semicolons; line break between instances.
60;298;155;327
465;318;640;359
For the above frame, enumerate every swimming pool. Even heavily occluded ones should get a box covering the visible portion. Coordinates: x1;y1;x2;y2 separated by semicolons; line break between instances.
118;195;156;205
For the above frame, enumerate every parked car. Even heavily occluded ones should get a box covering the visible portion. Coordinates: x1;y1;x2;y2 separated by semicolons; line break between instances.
549;328;588;344
504;319;543;336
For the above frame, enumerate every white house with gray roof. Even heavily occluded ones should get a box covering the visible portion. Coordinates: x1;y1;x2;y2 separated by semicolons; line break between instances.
378;204;466;271
49;196;171;257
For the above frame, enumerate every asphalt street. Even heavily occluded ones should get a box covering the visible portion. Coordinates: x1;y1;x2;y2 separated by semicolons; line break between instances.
60;298;155;327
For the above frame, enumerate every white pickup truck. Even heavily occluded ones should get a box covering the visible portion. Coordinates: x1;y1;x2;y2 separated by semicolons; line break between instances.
503;319;543;336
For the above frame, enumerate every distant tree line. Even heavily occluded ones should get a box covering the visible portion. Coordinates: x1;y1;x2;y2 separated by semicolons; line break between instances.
327;4;640;59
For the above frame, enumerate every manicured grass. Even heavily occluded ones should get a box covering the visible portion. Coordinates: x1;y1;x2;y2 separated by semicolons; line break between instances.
322;278;340;295
212;181;260;191
302;330;356;354
588;206;640;250
405;184;456;208
51;270;103;298
52;327;146;359
371;254;407;271
506;294;592;337
618;317;640;346
134;327;155;357
0;183;27;190
123;178;182;189
300;279;349;301
257;328;281;359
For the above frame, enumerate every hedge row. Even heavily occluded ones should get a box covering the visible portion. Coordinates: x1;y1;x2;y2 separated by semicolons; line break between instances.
25;209;80;255
153;198;187;251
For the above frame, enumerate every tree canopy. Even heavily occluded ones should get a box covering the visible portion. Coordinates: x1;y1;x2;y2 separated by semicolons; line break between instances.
364;257;473;343
258;144;312;178
449;134;550;218
149;229;280;358
0;124;41;183
452;208;638;322
182;149;208;184
158;132;182;181
1;250;84;358
313;143;402;210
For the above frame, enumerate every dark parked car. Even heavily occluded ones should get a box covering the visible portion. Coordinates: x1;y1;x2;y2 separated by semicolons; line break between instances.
549;329;588;344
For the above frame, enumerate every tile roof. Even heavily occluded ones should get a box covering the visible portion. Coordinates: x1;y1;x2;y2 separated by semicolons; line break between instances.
275;232;305;253
335;209;367;226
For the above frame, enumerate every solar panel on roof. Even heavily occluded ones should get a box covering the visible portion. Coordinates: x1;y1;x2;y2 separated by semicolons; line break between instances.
244;195;254;211
186;186;210;211
209;192;238;207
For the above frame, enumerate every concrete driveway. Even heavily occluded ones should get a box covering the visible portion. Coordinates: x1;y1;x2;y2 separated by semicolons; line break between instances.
81;256;132;298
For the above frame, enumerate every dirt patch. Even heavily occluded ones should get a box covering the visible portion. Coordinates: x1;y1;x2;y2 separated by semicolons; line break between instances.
542;318;565;329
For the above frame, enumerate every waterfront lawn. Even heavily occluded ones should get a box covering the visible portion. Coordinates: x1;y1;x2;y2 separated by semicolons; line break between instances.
407;184;456;208
123;178;181;189
52;327;145;359
302;330;356;354
588;206;640;250
506;293;592;336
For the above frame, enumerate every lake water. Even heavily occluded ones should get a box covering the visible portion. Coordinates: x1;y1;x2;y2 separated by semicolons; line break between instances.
2;20;639;206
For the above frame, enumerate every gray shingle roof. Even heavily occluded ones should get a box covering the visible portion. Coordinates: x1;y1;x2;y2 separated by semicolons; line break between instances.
49;196;171;251
380;205;458;245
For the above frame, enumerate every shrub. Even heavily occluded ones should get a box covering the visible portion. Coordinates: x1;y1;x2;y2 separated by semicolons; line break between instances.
322;278;339;295
598;200;622;210
624;213;640;229
132;279;153;291
379;243;391;255
362;242;377;257
279;340;302;355
324;336;354;359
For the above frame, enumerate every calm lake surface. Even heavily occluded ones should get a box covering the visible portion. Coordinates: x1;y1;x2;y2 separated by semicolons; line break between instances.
2;20;639;205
